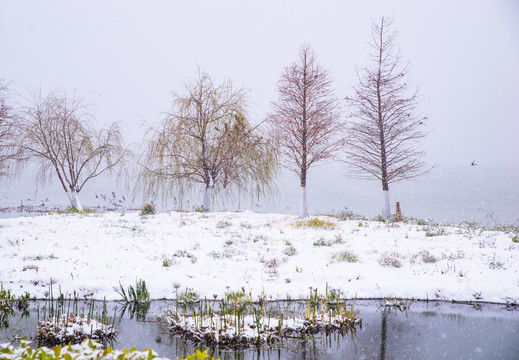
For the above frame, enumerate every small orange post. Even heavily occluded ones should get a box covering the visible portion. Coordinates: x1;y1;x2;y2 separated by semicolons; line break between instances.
396;202;403;222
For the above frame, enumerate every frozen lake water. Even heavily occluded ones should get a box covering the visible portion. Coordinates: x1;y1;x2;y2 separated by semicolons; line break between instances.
1;300;518;360
1;162;518;226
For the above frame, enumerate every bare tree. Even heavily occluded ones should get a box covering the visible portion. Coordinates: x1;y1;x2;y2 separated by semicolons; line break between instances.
12;91;128;211
344;17;428;218
139;71;276;211
267;43;343;218
0;80;19;177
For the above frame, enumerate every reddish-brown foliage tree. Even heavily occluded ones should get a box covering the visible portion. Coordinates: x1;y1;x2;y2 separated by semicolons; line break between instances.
268;44;343;218
344;17;428;218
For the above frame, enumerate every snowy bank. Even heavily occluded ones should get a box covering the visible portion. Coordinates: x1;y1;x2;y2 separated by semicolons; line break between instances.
0;211;518;304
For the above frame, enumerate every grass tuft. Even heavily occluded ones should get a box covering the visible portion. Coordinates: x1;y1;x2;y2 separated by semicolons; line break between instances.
57;207;96;215
296;218;337;230
331;250;359;263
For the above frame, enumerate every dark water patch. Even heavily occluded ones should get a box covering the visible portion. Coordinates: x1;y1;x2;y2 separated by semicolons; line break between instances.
1;300;518;359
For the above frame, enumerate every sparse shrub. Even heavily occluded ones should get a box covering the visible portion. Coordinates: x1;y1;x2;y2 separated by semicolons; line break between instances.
425;226;447;237
296;218;336;229
459;221;478;230
373;215;386;222
333;209;357;220
26;254;58;261
378;252;403;268
313;238;329;246
240;222;252;229
313;234;344;247
420;250;438;263
283;241;297;256
492;224;519;234
262;258;280;276
208;250;235;259
253;234;267;242
415;218;429;225
441;250;465;260
172;250;198;264
162;258;174;267
22;264;39;272
216;220;232;228
331;250;358;263
489;257;505;270
263;258;279;269
140;203;156;216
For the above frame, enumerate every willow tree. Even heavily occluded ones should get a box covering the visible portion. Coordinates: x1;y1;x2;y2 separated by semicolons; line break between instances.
267;43;343;218
344;17;428;218
139;72;276;212
12;91;128;211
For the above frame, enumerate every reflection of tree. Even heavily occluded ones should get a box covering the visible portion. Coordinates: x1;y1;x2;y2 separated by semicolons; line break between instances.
379;309;388;360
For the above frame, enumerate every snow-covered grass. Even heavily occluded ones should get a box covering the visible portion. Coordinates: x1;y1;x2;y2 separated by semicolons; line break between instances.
0;211;518;304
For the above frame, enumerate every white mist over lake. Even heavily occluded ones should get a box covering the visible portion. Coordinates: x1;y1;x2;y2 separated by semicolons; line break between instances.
1;162;517;226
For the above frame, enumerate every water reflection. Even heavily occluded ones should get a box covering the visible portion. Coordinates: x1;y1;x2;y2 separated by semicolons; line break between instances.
1;300;518;359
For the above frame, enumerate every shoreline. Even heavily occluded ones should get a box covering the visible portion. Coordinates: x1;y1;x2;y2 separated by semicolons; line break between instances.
1;210;518;305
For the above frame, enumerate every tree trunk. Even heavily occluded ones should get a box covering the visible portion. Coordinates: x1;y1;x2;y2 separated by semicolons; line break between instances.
203;179;214;212
299;171;308;218
68;189;83;211
299;186;308;218
382;187;390;219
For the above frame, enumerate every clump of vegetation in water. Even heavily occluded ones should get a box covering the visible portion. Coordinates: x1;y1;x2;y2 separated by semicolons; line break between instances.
165;287;361;349
116;279;150;305
36;282;117;346
0;283;31;328
116;279;151;321
36;313;118;347
140;203;156;216
295;218;336;230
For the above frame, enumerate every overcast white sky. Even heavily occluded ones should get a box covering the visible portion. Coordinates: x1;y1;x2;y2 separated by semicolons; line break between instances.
1;0;518;168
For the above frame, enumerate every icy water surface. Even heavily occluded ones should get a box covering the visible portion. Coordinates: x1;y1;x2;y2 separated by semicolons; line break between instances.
1;163;518;225
1;300;518;359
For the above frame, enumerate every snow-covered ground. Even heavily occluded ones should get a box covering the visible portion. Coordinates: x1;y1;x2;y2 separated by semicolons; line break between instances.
1;211;517;304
